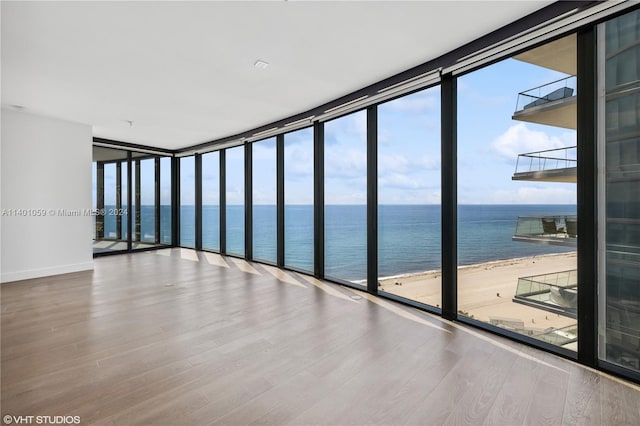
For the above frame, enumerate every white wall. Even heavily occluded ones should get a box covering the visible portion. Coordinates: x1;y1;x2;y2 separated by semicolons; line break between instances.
1;108;93;282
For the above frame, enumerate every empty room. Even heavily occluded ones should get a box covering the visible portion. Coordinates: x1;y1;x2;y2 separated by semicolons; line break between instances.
2;1;640;425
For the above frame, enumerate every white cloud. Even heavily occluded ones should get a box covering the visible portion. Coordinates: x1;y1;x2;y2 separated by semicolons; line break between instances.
325;147;366;178
457;79;511;107
353;111;367;140
226;146;244;161
285;189;313;205
253;189;276;205
284;128;313;146
378;186;440;204
385;92;437;113
252;140;277;160
202;190;219;205
379;173;424;190
325;190;366;205
324;110;366;146
491;123;576;160
379;153;439;175
226;185;244;205
426;190;441;204
202;171;218;181
379;128;392;144
284;141;314;178
413;155;439;170
489;186;577;204
379;153;409;174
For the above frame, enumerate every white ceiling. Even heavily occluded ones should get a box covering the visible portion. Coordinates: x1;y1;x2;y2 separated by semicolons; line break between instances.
2;1;553;150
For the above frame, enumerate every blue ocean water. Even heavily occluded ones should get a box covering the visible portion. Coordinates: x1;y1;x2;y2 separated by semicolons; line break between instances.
103;204;576;281
102;205;172;244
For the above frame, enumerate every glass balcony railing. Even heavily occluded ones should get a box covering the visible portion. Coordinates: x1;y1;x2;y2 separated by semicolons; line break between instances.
513;146;577;176
514;269;578;318
515;75;577;112
533;325;578;346
488;318;577;347
513;215;577;246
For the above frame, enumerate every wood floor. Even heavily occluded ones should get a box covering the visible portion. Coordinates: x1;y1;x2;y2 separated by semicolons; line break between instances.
2;248;639;425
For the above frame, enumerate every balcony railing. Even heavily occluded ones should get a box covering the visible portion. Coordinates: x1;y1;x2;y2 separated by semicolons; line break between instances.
513;215;577;246
513;269;578;318
514;146;577;175
515;75;577;112
533;325;578;346
488;318;577;347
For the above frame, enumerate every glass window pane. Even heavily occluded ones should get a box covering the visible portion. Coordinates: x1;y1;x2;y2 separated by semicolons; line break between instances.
202;152;220;251
132;160;137;241
324;110;367;284
139;158;156;243
121;161;128;241
160;157;171;245
226;146;245;256
457;38;578;350
104;163;117;239
92;146;128;254
180;156;195;248
600;9;640;374
378;87;441;307
285;128;314;272
252;138;277;263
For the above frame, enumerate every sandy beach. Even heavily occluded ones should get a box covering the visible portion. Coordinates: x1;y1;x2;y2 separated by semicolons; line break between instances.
379;252;578;333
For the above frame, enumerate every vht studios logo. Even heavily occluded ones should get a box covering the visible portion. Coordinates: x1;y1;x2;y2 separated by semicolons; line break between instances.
3;415;81;425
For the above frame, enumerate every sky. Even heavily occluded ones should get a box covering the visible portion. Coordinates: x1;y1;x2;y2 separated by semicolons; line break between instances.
95;56;577;206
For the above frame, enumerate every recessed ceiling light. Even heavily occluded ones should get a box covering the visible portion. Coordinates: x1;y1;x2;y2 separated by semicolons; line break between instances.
254;60;269;69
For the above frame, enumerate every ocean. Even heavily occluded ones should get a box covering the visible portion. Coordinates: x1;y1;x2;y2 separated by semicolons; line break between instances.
102;204;576;281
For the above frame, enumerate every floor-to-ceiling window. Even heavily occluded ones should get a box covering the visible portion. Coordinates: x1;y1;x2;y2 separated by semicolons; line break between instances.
324;110;367;285
121;161;129;242
132;154;170;250
226;145;245;256
137;157;157;244
103;162;118;239
284;127;314;272
180;156;195;248
252;138;277;263
93;146;170;254
457;34;578;350
378;87;442;307
599;8;640;374
92;146;129;254
160;157;172;245
85;7;640;383
202;152;220;251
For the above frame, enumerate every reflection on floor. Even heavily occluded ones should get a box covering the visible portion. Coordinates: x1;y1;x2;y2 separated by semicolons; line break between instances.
93;239;167;253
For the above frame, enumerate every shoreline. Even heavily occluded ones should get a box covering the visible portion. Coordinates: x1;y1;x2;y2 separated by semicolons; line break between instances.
377;252;578;332
377;251;577;283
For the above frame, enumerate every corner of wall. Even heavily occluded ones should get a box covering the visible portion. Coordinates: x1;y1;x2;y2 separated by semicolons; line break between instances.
1;108;94;282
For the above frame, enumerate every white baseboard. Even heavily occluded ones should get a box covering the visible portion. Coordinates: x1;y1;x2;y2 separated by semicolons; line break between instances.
1;261;94;283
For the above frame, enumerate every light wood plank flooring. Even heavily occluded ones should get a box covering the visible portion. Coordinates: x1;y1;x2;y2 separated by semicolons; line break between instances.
2;248;639;425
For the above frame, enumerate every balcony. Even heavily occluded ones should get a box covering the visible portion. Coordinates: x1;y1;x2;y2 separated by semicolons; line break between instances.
512;146;576;183
512;76;576;129
513;33;576;75
488;318;577;349
513;269;578;318
513;215;577;246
